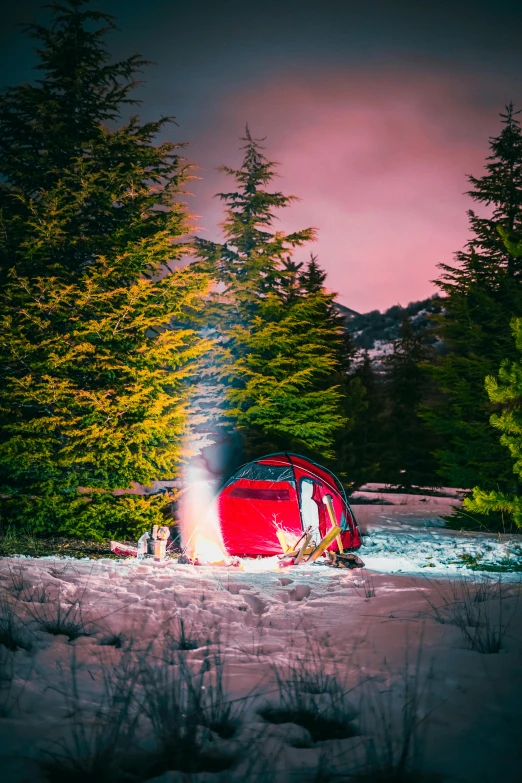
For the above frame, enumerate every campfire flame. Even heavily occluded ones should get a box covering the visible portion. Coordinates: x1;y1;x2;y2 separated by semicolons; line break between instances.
179;461;229;565
191;533;229;565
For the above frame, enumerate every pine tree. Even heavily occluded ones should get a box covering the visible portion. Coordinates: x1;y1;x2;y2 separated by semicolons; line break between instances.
299;254;357;379
382;313;439;489
193;131;348;465
426;105;522;492
194;126;315;320
298;255;366;480
0;1;210;537
299;254;326;293
463;315;522;528
226;287;346;458
340;351;385;487
463;234;522;528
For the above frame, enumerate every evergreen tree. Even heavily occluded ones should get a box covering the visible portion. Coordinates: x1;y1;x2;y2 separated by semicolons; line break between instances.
464;234;522;528
297;254;367;481
194;126;315;319
382;313;439;488
425;105;522;492
299;254;358;380
0;1;210;537
226;287;346;458
299;254;326;293
194;131;349;465
463;315;522;528
341;351;385;487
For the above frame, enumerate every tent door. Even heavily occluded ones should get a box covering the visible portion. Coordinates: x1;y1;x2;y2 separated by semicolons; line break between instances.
299;478;322;545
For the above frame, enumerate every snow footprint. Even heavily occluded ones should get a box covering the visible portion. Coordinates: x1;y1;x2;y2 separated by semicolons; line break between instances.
225;582;252;595
277;584;312;603
241;592;269;615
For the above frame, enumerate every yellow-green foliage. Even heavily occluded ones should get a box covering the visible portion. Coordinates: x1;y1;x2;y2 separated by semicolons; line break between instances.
464;313;522;527
226;292;345;456
0;2;211;537
0;260;210;537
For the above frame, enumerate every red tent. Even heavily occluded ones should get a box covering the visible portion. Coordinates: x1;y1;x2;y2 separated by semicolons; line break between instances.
216;452;362;557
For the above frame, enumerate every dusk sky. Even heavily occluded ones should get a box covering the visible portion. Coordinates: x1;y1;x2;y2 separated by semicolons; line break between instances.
2;0;522;312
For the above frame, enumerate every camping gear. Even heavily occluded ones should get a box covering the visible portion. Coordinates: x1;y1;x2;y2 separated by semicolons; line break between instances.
110;541;138;557
111;526;171;561
137;531;151;559
308;525;342;562
151;539;167;561
325;551;365;569
216;452;361;557
294;530;313;564
147;526;170;561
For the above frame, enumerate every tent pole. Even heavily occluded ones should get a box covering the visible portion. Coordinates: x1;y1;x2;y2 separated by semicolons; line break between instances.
286;452;305;533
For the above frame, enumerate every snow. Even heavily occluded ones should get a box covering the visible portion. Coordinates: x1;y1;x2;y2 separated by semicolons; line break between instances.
351;488;522;577
1;507;522;781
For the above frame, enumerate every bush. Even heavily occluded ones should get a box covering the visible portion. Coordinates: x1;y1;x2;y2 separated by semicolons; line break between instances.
0;492;169;541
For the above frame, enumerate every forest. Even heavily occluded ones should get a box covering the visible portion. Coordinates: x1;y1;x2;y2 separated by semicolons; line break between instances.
1;0;522;542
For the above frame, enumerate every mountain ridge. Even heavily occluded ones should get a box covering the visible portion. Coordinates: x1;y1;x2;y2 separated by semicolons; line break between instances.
335;294;445;365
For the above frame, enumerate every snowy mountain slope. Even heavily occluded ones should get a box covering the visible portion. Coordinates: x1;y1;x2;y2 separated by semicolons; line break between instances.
335;295;445;366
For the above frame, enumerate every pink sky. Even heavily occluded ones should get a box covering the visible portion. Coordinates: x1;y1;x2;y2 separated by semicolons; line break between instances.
191;67;505;312
2;3;520;314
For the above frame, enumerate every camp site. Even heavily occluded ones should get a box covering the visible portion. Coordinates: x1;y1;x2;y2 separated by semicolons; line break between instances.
1;1;522;781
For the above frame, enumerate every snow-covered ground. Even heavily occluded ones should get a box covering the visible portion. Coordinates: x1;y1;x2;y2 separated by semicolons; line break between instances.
354;492;522;577
1;507;522;782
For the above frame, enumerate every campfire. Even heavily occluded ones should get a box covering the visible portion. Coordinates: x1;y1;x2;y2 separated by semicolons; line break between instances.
180;532;241;567
191;533;228;564
111;462;364;570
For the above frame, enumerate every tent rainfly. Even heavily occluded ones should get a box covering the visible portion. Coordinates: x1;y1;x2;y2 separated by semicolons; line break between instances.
217;453;362;557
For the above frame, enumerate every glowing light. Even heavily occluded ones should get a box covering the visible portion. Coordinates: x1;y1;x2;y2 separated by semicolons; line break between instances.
191;533;229;565
178;454;230;565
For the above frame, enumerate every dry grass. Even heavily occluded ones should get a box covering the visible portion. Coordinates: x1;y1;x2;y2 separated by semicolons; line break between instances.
419;575;519;653
259;637;358;746
0;591;33;652
40;648;143;783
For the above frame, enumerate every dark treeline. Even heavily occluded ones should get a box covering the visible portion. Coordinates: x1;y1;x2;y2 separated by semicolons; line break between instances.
0;0;521;538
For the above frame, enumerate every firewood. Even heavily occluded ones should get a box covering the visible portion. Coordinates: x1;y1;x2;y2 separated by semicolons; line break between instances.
307;525;341;562
294;532;312;564
276;529;291;554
